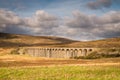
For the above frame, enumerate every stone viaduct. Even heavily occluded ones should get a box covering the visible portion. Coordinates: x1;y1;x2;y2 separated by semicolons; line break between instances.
19;47;97;58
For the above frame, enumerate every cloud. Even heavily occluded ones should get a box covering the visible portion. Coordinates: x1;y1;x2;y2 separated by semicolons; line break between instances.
0;9;59;36
0;9;22;26
65;10;120;40
25;10;59;28
0;9;25;33
87;0;112;10
0;9;120;41
65;10;93;29
24;10;59;36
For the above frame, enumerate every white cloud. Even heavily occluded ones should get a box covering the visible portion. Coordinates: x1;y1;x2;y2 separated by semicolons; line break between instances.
0;9;22;27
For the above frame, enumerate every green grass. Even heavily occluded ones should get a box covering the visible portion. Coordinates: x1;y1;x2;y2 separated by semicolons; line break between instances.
0;65;120;80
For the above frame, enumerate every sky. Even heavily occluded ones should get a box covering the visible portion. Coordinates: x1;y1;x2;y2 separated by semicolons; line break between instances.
0;0;120;41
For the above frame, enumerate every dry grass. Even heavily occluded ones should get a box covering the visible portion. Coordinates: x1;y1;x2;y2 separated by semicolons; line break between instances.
0;48;14;56
0;54;120;67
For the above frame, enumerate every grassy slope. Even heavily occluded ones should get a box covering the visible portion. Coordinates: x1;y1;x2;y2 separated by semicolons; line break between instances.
67;37;120;48
0;32;120;48
0;32;75;48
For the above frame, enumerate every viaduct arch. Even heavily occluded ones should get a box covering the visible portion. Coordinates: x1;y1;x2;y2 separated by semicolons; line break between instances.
19;47;95;58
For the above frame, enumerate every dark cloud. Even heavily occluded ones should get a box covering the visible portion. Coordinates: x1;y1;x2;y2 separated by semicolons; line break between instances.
0;9;26;34
1;25;31;35
87;0;112;10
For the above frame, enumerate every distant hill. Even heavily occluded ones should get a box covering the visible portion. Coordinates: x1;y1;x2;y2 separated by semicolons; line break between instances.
0;32;76;48
0;32;120;48
67;37;120;48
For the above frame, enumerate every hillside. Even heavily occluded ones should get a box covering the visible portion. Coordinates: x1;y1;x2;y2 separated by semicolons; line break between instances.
0;32;120;48
0;32;75;48
67;37;120;48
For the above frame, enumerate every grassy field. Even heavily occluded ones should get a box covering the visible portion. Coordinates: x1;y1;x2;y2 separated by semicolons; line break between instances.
0;65;120;80
0;55;120;80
